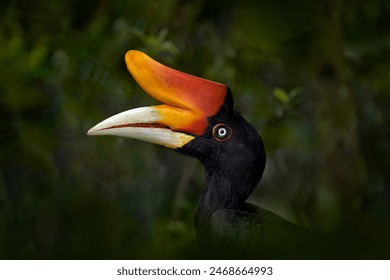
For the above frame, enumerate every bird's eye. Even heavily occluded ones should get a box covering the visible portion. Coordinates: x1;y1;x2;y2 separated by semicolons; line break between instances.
212;124;232;141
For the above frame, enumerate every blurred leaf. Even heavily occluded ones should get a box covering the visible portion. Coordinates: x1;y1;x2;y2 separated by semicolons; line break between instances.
288;86;304;102
273;87;289;104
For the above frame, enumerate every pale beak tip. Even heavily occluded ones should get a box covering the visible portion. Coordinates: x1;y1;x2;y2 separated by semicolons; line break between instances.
87;126;99;136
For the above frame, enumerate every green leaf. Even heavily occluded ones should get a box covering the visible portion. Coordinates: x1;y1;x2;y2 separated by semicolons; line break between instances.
273;87;289;104
288;87;304;101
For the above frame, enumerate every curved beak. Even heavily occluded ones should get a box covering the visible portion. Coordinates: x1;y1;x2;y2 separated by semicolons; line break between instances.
88;50;227;149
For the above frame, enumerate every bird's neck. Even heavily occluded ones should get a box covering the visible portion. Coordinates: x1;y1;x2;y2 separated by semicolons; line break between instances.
194;168;256;238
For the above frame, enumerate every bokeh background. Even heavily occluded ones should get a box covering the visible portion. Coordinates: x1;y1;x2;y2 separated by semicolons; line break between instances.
0;0;389;259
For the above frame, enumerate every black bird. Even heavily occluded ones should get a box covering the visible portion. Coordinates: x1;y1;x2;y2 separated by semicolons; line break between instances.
88;51;329;258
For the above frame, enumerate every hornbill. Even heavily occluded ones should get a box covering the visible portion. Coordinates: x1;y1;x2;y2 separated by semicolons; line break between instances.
88;51;329;258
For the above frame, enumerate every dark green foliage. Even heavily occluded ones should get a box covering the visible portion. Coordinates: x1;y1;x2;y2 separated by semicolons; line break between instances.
0;0;389;259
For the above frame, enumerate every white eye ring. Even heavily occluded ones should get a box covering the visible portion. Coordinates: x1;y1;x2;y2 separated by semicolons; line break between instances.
217;127;227;138
212;124;232;141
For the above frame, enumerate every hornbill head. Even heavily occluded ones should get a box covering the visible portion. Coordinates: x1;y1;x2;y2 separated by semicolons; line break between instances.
88;50;265;214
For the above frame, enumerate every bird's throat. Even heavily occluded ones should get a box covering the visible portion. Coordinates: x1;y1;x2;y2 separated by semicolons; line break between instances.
194;169;255;240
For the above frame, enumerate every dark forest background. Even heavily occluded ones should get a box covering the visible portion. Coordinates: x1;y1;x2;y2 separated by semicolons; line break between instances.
0;0;389;259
